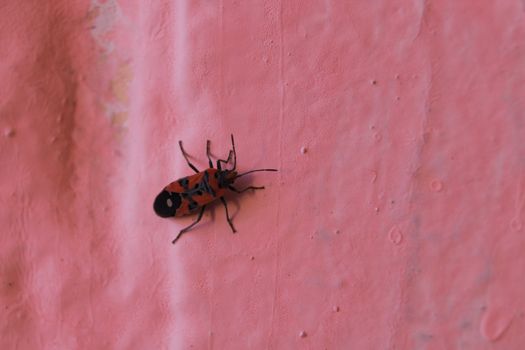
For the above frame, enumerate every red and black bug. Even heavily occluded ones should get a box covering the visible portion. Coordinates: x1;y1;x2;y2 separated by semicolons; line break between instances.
154;134;277;244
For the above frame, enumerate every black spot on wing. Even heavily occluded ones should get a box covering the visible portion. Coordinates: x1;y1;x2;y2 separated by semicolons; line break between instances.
178;178;190;190
188;201;199;211
154;190;182;218
203;171;216;197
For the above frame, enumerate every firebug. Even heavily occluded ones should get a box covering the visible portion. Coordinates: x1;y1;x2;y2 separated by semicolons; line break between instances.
154;135;277;244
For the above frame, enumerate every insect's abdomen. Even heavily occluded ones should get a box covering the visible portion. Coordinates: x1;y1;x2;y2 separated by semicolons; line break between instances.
165;168;227;216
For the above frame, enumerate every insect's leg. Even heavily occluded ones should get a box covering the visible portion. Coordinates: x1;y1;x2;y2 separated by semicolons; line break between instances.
220;197;236;233
230;134;237;170
206;140;213;168
228;185;265;193
216;150;233;171
172;205;207;244
179;140;199;173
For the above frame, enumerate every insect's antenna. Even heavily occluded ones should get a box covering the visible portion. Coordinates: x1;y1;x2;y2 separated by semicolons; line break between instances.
234;168;278;179
231;134;237;170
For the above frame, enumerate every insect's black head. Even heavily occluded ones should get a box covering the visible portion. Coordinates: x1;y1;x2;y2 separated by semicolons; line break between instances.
217;170;238;187
154;190;182;218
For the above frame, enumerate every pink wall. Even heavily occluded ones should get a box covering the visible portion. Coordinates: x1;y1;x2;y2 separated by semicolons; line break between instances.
2;0;525;348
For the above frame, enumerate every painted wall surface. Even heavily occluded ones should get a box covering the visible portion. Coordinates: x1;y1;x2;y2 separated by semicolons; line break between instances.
1;0;525;349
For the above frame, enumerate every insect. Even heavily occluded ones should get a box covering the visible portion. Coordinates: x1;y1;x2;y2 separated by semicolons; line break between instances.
154;134;277;244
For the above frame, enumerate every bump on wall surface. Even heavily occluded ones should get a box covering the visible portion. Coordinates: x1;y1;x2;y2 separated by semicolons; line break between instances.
1;0;525;349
